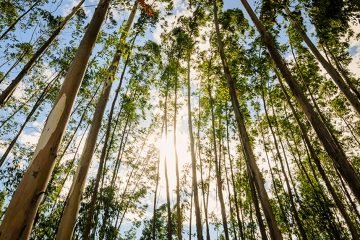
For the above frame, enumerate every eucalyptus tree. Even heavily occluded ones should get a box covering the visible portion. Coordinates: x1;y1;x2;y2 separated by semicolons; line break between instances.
0;0;111;238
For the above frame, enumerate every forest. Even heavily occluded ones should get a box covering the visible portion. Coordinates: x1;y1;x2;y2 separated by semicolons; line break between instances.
0;0;359;239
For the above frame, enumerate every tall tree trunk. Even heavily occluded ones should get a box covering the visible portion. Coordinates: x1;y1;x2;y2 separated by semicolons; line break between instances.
187;53;203;240
226;111;245;240
322;43;360;99
152;123;163;240
0;0;41;40
57;2;137;239
248;170;268;240
223;142;238;240
174;63;182;240
208;84;230;240
0;1;110;238
261;90;308;240
84;34;138;240
199;67;211;240
189;188;193;240
284;6;360;114
278;77;360;239
0;0;85;106
239;0;360;202
163;78;173;240
212;2;282;239
260;125;291;237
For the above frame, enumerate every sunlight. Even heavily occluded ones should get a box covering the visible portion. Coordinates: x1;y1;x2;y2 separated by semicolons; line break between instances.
157;128;190;198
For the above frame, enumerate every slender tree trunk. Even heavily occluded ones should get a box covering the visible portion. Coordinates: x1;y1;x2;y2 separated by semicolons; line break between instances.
0;0;41;40
187;53;203;240
278;78;360;239
0;0;85;106
189;189;194;240
212;2;282;239
163;78;173;240
322;43;360;99
239;0;360;202
226;111;245;240
199;67;210;240
223;142;238;240
0;74;58;167
208;84;229;240
260;125;291;237
0;1;110;238
152;123;163;240
261;91;308;240
174;63;182;240
248;170;268;240
57;3;137;239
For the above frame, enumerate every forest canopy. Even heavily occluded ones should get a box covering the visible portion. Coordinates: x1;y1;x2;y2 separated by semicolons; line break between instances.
0;0;359;239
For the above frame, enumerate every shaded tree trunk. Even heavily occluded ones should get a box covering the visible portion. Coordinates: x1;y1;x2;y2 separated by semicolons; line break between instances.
174;63;182;240
261;90;308;240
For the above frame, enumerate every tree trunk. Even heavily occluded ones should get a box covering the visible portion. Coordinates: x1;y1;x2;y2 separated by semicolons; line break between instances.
212;2;282;239
152;123;163;240
174;63;182;240
248;170;268;240
226;111;245;240
239;0;360;202
57;2;137;239
163;77;173;240
187;54;203;240
0;0;85;106
0;1;110;238
0;74;58;167
208;84;230;240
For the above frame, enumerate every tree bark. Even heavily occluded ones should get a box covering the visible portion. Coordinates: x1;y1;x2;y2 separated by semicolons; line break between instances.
0;1;110;238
